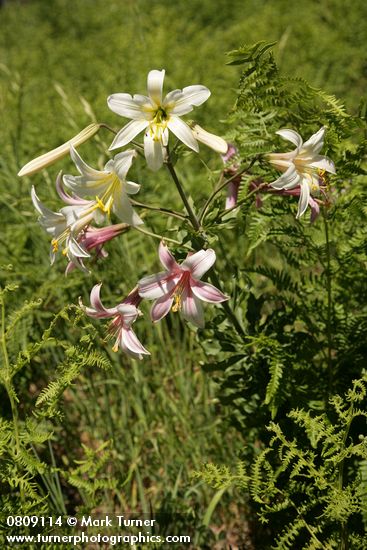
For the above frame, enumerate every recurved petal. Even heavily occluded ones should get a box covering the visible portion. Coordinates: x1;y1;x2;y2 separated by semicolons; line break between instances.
296;179;311;219
113;190;143;226
147;69;165;105
169;85;210;115
302;127;325;155
181;249;216;280
88;283;117;317
107;93;148;120
276;129;303;150
158;241;180;271
138;272;178;299
151;294;174;322
109;120;149;150
120;327;150;359
70;145;105;179
112;149;137;180
67;237;90;258
144;131;164;171
126;181;141;195
269;164;301;190
31;186;64;222
181;289;205;328
190;279;228;303
308;155;336;174
167;116;199;152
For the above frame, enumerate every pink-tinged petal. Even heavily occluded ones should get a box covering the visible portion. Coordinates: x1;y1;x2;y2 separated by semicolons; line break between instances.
151;294;174;322
107;93;148;120
308;155;336;174
222;144;237;163
276;129;303;150
269;164;301;191
158;241;180;271
190;280;228;303
109;119;149;150
225;180;240;209
181;289;205;328
144;131;164;171
308;196;320;223
167;116;199;152
147;69;165;106
89;283;117;317
120;327;150;359
181;249;216;280
138;272;179;299
296;179;311;219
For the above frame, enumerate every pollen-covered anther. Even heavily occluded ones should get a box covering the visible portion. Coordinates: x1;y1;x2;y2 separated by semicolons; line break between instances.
51;239;59;253
172;294;182;313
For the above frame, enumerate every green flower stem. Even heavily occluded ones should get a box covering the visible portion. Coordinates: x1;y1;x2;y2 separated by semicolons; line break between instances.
133;226;185;247
131;199;188;221
0;294;24;503
165;156;201;232
199;155;260;223
323;209;333;397
209;270;246;339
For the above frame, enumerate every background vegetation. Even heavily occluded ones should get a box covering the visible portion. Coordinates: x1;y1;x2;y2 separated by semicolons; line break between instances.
1;0;367;548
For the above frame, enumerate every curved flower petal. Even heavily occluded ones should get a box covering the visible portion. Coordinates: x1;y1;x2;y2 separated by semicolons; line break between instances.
112;189;143;226
191;280;228;303
120;327;150;359
112;149;137;180
270;164;301;190
144;131;164;171
181;249;216;279
167;116;199;152
308;155;336;174
139;272;179;299
109;119;149;150
169;85;210;115
70;145;105;179
147;69;165;106
296;179;311;219
82;283;117;318
126;181;141;195
302;127;325;155
181;289;205;328
158;241;180;271
115;303;139;326
151;294;174;322
107;93;149;120
276;129;303;150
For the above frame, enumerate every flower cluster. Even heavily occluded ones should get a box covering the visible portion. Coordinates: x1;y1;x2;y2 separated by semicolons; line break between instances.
20;68;336;360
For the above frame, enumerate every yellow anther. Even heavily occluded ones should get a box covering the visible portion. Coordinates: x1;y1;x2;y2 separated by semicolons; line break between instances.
62;248;68;256
172;294;182;312
51;239;59;253
112;343;119;353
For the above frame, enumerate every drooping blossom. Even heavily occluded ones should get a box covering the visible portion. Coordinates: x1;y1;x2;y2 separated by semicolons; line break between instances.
31;176;105;267
65;223;128;274
267;127;335;218
63;146;143;226
79;284;150;359
138;242;228;328
107;69;223;171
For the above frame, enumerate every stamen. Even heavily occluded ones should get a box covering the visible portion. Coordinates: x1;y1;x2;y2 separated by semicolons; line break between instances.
51;239;59;253
172;295;181;312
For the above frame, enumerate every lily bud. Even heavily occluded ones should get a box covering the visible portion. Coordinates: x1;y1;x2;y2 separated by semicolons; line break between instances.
190;124;228;154
18;123;102;177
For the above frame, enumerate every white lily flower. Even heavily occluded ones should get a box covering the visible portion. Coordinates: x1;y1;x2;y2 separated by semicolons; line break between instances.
267;127;336;218
63;146;143;226
107;69;213;171
31;185;102;268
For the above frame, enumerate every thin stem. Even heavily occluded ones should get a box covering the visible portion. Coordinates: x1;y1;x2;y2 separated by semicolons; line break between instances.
323;209;333;396
0;295;24;503
165;156;201;232
131;200;188;221
133;225;186;247
209;270;246;339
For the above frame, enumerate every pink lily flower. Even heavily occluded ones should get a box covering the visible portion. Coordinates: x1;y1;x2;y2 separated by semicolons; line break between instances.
79;284;150;359
138;242;228;328
65;223;128;275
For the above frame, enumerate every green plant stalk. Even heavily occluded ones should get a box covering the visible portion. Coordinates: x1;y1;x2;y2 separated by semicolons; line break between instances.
164;159;246;339
323;210;333;396
337;409;353;550
0;295;24;503
165;156;201;232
